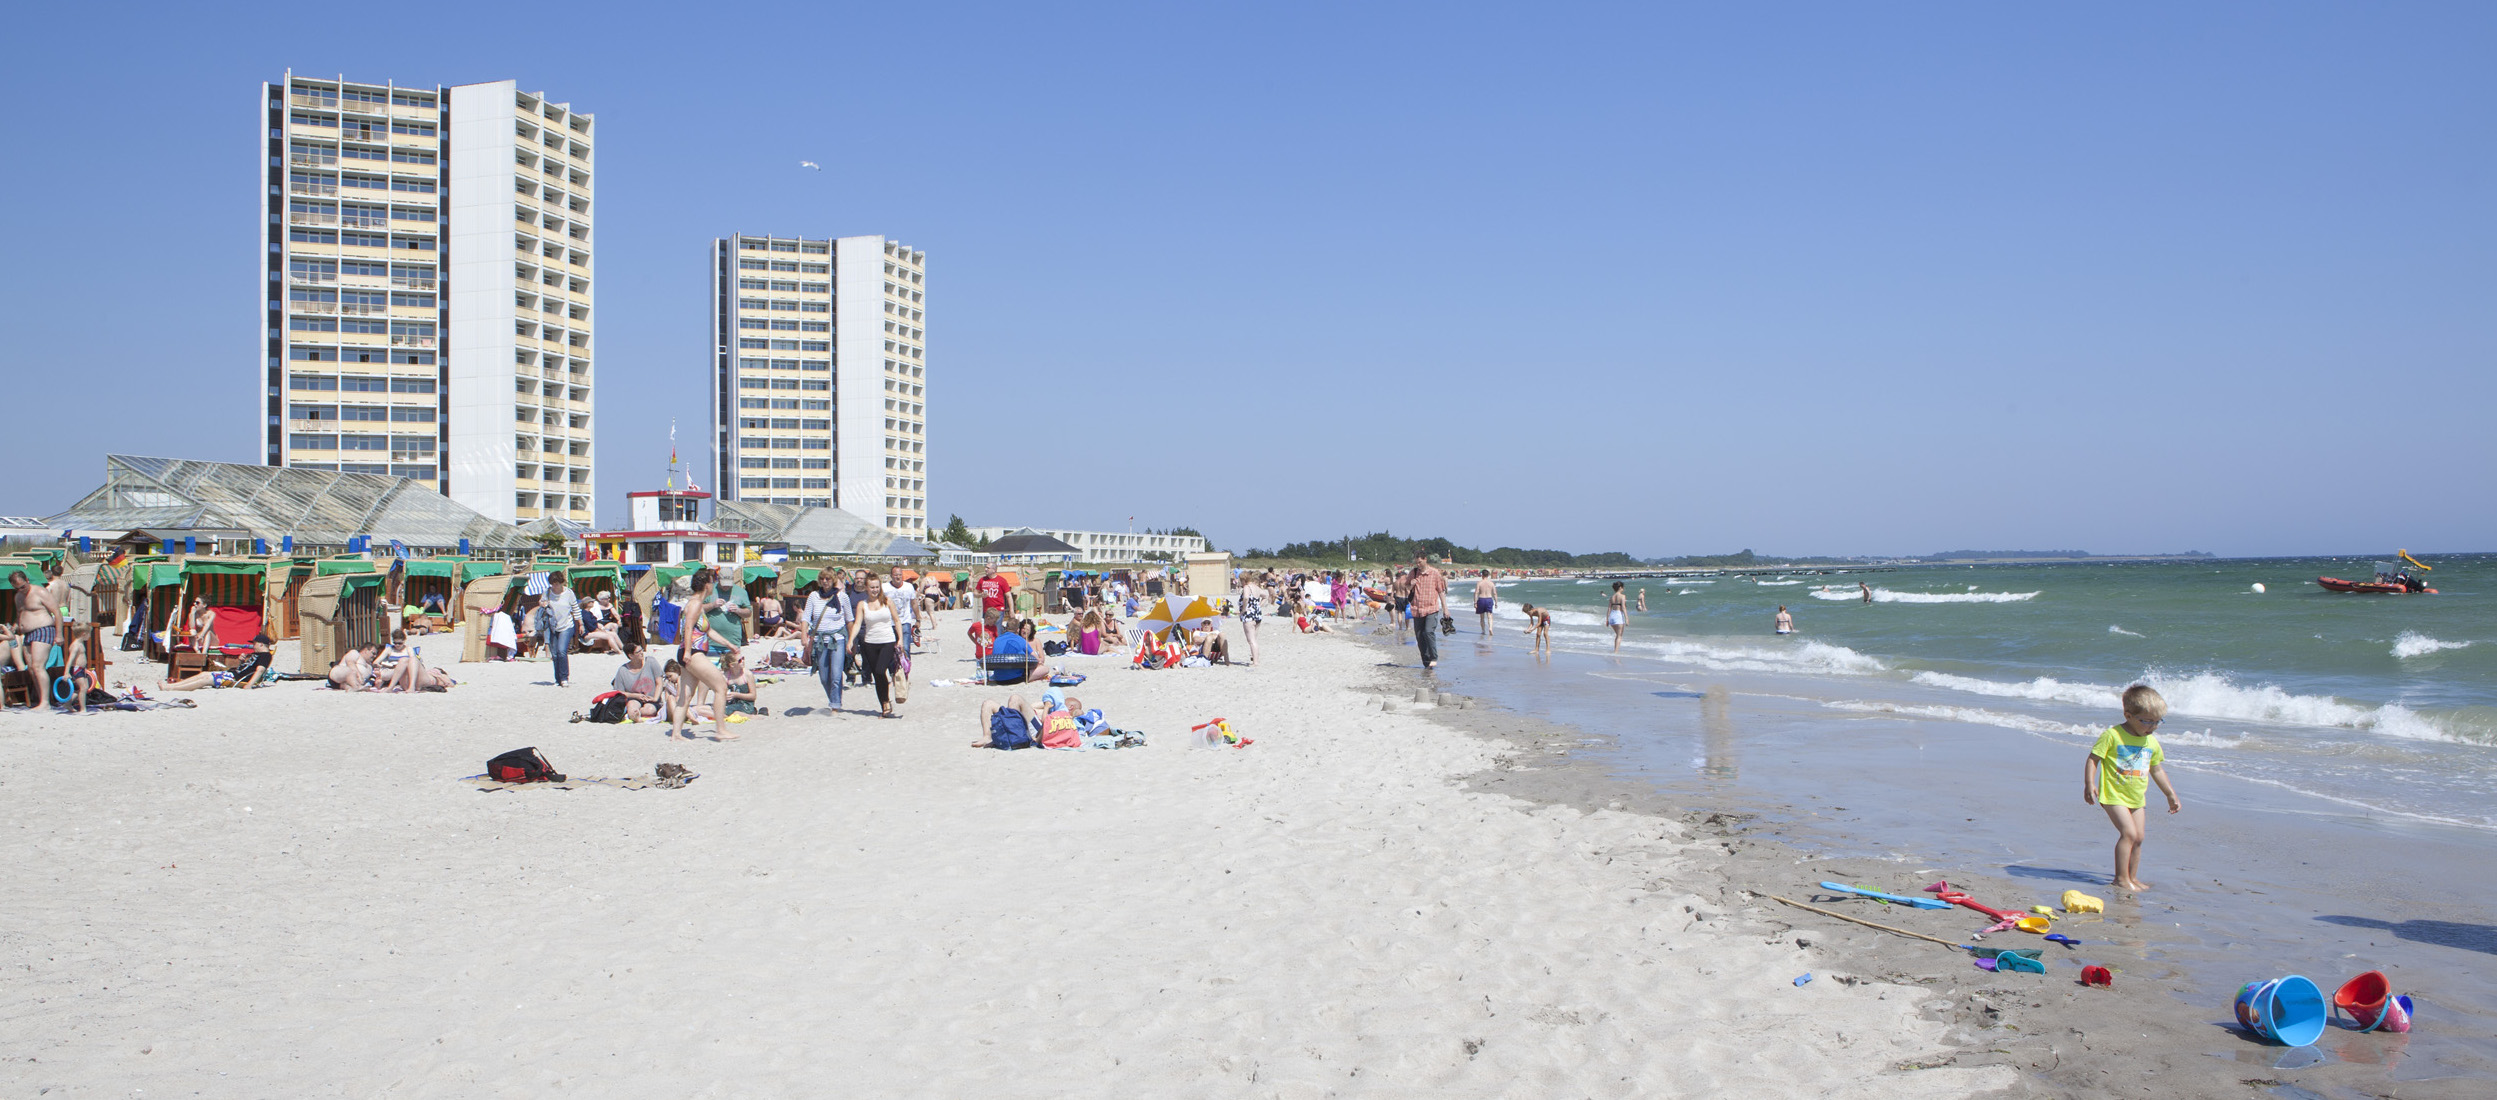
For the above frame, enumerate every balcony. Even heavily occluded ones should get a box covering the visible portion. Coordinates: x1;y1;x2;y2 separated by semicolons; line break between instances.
389;334;437;348
290;92;341;110
289;151;339;168
390;276;435;291
340;215;387;230
287;212;339;227
289;301;338;314
288;272;339;285
289;181;339;197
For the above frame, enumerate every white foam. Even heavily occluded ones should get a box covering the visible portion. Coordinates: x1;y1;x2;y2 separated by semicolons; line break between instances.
1809;586;2041;604
2392;632;2473;659
1821;700;2100;738
1755;580;1805;586
1535;629;1889;677
1910;669;2473;743
2109;625;2144;638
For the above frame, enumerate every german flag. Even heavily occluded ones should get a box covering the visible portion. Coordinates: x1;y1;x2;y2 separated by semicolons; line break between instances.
105;546;131;568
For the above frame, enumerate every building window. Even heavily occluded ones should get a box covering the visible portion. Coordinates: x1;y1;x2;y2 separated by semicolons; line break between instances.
740;477;770;489
801;439;831;450
634;541;668;564
801;478;831;490
738;457;771;469
799;322;829;332
288;433;337;449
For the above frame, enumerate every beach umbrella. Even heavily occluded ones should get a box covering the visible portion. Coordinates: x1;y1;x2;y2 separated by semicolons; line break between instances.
1136;595;1220;638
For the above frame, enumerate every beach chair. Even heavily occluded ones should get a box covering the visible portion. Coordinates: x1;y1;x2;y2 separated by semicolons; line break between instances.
976;653;1044;685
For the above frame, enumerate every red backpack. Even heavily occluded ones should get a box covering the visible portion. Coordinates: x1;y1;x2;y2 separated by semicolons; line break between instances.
486;747;564;783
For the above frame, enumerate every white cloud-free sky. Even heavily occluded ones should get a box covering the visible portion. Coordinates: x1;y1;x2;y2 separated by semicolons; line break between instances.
2;2;2489;557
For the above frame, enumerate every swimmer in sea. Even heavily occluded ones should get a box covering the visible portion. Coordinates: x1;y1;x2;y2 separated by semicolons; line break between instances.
1774;605;1793;635
1607;581;1627;653
1636;588;1646;613
1860;581;1873;604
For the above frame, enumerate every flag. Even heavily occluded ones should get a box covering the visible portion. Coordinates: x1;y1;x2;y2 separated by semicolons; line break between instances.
106;547;130;568
390;539;408;560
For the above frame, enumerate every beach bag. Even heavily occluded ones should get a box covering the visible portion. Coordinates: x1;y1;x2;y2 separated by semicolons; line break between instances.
585;692;628;724
1043;640;1068;656
988;710;1033;750
486;747;564;783
892;667;911;704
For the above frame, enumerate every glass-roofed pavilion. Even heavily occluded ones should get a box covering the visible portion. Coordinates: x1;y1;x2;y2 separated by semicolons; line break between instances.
46;455;538;556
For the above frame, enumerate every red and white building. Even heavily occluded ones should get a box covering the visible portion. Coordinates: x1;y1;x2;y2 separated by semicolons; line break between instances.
584;489;747;567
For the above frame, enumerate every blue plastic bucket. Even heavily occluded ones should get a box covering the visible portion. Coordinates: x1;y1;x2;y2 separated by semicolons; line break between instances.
2233;976;2328;1047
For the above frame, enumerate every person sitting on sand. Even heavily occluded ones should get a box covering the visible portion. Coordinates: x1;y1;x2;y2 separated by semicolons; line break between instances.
329;643;382;692
720;649;766;716
1074;610;1104;656
967;612;998;659
1100;611;1127;649
988;622;1040;684
658;661;716;725
1190;621;1231;664
61;622;94;711
974;693;1043;749
579;594;625;654
605;641;663;721
377;629;417;675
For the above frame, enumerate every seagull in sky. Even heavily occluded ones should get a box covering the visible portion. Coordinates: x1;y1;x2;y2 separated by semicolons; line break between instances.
800;160;822;170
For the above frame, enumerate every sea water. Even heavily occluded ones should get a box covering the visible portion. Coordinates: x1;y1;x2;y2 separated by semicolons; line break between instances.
1403;555;2496;1077
1478;555;2497;829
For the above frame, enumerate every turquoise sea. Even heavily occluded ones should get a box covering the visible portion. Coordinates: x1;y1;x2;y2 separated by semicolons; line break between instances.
1485;554;2496;830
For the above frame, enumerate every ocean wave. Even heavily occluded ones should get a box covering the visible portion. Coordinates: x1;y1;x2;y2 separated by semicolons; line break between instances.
1809;586;2041;604
2393;632;2473;659
1821;700;2100;738
1910;669;2475;743
2109;625;2143;637
1754;580;1805;586
1498;605;1607;627
1531;626;1888;676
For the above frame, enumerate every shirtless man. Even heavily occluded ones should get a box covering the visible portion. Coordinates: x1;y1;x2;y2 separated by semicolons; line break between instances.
1473;571;1498;636
1860;581;1873;603
1607;581;1628;653
1391;568;1415;643
329;642;381;692
10;568;72;710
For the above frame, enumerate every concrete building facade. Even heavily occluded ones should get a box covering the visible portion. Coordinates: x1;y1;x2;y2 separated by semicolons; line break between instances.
263;72;593;527
963;526;1207;564
710;234;926;536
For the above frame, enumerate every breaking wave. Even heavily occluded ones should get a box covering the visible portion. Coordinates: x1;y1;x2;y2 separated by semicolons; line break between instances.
1810;586;2041;604
1910;669;2469;743
2109;625;2144;637
2393;632;2472;659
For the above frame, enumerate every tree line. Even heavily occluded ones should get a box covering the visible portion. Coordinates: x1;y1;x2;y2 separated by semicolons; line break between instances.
1237;532;1639;568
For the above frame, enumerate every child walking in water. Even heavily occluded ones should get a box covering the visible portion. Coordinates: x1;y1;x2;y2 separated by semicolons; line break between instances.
2084;684;2183;891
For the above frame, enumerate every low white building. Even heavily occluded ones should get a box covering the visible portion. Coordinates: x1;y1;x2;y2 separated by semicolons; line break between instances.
966;525;1204;563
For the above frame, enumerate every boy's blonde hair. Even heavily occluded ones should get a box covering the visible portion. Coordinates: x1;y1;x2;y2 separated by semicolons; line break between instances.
2121;684;2167;719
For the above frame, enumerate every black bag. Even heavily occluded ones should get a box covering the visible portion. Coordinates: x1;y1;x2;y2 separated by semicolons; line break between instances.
1043;641;1068;656
486;747;564;783
585;693;629;724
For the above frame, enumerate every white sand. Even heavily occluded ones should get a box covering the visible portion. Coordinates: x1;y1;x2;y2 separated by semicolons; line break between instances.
3;614;2010;1097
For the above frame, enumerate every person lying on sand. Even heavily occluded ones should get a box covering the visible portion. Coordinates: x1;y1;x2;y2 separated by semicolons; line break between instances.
974;694;1042;748
160;634;277;692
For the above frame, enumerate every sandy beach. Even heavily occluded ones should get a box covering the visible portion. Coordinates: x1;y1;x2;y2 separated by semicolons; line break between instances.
0;611;2031;1097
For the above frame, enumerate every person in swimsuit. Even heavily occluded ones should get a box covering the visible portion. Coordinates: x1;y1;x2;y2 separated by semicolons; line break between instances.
1077;610;1104;656
1636;588;1646;613
9;568;73;709
1860;581;1873;603
164;634;279;692
1473;570;1497;635
1519;603;1552;659
1236;574;1265;666
1774;605;1793;635
719;648;765;715
670;568;739;741
328;643;381;692
1607;581;1627;653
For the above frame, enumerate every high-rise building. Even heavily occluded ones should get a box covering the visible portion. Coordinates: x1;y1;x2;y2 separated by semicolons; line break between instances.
710;234;927;535
262;72;594;526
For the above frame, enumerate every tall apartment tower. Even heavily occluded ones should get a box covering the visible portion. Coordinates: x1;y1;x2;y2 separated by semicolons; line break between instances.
710;234;927;535
263;72;594;526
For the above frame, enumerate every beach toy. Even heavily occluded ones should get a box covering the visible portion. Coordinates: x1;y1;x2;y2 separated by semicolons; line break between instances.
1818;882;1950;910
1973;958;1997;971
1995;950;2045;974
2233;976;2328;1047
1793;973;1812;986
2031;905;2056;916
2015;916;2053;934
1928;885;2023;922
1190;717;1251;749
2044;934;2081;948
2332;971;2413;1033
2062;890;2104;914
2081;966;2113;988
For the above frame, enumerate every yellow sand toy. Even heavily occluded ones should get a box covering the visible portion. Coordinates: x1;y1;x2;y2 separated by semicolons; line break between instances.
2061;890;2105;914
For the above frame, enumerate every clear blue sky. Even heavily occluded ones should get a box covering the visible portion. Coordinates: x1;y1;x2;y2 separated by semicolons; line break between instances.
3;3;2490;558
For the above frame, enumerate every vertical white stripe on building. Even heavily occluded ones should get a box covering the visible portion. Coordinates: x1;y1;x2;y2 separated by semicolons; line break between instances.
446;81;520;523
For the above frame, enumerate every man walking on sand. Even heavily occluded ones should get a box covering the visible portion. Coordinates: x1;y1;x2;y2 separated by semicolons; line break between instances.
1473;570;1497;635
1409;554;1448;671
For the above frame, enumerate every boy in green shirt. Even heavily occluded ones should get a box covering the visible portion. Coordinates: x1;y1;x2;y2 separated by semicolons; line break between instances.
2084;684;2185;892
